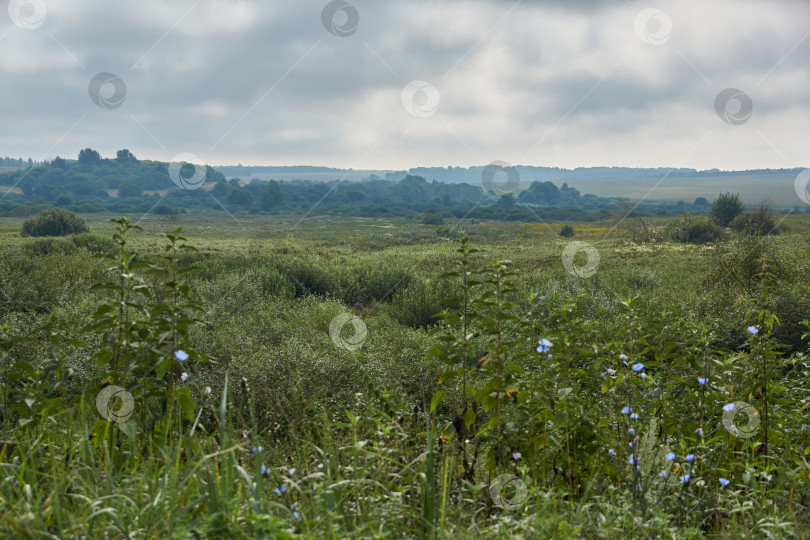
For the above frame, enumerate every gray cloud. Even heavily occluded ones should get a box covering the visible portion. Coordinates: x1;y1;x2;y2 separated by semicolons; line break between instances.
1;0;808;170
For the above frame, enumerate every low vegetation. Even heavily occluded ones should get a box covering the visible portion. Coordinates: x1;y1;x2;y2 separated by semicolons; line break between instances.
0;209;808;538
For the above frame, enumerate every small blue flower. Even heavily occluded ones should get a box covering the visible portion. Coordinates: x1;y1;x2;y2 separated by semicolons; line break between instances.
512;452;522;461
719;478;730;487
660;471;667;478
536;338;552;353
747;326;759;335
547;354;553;361
175;350;189;362
665;452;676;461
293;511;300;520
608;448;616;456
628;428;635;436
640;373;646;380
697;428;704;437
680;474;690;483
273;484;287;494
619;353;628;361
621;406;632;415
698;377;708;386
685;454;694;463
260;463;268;475
630;413;639;419
629;441;634;448
252;446;263;455
629;455;637;465
723;403;736;412
632;363;644;372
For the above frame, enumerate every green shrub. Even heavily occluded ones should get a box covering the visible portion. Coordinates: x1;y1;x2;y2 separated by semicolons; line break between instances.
70;233;117;254
709;192;744;227
20;208;89;237
559;224;575;237
390;275;459;328
666;212;725;244
730;203;777;236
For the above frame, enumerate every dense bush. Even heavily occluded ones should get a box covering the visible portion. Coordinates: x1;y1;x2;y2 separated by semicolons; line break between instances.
730;202;777;236
20;208;89;237
666;212;725;243
559;224;575;237
709;192;744;226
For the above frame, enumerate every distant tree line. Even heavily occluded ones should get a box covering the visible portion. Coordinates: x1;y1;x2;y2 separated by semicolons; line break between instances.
0;148;741;221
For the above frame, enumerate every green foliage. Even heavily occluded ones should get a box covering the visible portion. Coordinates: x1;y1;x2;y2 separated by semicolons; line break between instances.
1;216;809;537
666;212;725;243
20;208;89;237
709;192;744;226
730;202;777;236
559;224;575;237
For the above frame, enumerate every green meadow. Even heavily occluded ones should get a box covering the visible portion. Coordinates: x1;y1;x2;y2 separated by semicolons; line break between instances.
0;210;809;538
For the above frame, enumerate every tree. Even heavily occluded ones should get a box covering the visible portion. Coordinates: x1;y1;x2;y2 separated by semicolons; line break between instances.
116;149;138;164
227;187;253;206
494;194;516;208
21;183;33;197
709;192;744;227
559;224;575;237
51;156;68;170
78;148;101;165
118;182;143;198
20;208;89;237
259;180;284;211
694;197;709;208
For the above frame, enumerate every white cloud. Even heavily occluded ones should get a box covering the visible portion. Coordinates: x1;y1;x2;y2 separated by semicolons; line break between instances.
1;0;808;169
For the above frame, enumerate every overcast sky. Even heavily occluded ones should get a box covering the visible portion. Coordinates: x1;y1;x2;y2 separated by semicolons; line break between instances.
1;0;808;170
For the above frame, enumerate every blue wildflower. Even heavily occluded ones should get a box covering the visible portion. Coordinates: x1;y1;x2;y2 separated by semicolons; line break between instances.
632;363;644;372
660;471;667;478
175;350;189;362
629;455;637;465
723;403;736;412
630;412;639;419
628;428;635;436
698;377;708;386
665;452;675;461
536;338;552;353
252;446;263;455
747;326;759;335
293;511;300;520
608;448;616;456
621;406;632;415
260;463;268;475
620;353;628;361
680;474;690;483
719;478;730;487
273;484;287;495
547;354;553;361
685;454;694;463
